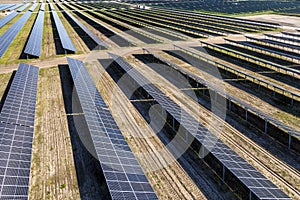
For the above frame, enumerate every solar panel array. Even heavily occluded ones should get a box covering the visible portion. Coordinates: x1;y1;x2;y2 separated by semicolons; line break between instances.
0;63;39;199
146;47;300;140
0;8;34;58
67;57;157;200
0;4;14;11
51;8;76;52
200;41;300;76
246;36;300;52
24;10;45;57
265;33;300;44
7;4;22;11
28;3;38;12
57;3;108;49
282;31;300;39
17;3;30;12
0;12;18;29
224;38;300;63
109;53;291;200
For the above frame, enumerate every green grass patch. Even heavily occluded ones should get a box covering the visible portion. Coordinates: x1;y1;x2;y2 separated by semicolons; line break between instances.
0;12;37;64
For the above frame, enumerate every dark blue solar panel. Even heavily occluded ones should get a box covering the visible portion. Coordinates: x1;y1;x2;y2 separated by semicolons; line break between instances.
7;4;22;11
146;47;300;140
0;9;33;58
56;3;108;49
51;10;76;52
0;12;18;29
200;41;300;76
109;53;291;200
0;63;38;199
24;10;44;57
17;3;30;12
0;4;14;11
225;38;300;62
67;57;157;200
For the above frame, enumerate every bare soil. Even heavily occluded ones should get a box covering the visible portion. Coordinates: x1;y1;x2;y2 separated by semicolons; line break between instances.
29;67;80;200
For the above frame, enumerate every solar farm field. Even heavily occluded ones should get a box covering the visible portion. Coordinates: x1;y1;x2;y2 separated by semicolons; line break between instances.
0;0;299;200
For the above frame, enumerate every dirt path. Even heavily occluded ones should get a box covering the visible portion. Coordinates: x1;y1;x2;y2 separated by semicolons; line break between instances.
29;67;80;200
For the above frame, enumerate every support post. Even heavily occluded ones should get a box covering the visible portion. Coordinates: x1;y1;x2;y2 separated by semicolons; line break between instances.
264;121;268;134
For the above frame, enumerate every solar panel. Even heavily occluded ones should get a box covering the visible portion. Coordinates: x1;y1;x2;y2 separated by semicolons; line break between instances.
246;36;300;51
146;47;300;140
265;34;300;44
0;4;14;11
67;57;158;200
200;41;300;77
49;3;55;11
0;9;33;58
282;31;300;39
17;3;30;12
51;10;76;52
0;12;18;29
108;53;291;200
24;10;44;57
40;3;45;11
28;3;38;12
224;38;300;63
7;4;22;11
56;3;108;49
0;63;39;199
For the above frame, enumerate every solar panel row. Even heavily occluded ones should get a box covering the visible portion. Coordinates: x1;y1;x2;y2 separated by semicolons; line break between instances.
49;3;55;11
0;63;39;199
51;9;76;52
146;47;300;140
265;33;300;44
7;4;22;11
40;3;45;11
28;3;38;12
0;12;18;29
246;36;300;52
0;4;14;11
67;57;158;200
58;4;108;49
108;53;291;200
24;10;45;57
0;9;33;58
200;41;300;76
17;3;30;12
224;38;300;63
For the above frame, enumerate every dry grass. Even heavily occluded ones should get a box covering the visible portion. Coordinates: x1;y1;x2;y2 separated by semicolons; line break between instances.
29;67;80;200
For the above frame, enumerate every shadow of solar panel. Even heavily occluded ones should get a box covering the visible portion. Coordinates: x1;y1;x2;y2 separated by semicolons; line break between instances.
67;57;157;200
51;10;76;52
0;63;38;199
24;10;44;57
108;53;291;200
